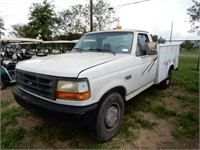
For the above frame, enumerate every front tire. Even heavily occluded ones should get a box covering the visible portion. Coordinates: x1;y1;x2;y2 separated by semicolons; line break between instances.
159;69;171;89
94;92;125;142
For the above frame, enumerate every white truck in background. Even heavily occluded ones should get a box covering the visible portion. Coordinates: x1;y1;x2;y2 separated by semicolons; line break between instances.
13;29;180;142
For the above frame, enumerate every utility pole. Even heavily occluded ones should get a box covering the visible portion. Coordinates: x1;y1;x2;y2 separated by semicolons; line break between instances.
90;0;93;32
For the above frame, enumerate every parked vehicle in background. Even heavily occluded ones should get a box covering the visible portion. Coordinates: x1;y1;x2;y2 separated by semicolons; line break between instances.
43;40;78;55
0;38;43;89
19;39;45;58
0;38;44;60
13;30;180;142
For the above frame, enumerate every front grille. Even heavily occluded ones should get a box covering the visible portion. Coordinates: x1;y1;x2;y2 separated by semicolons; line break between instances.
16;69;56;100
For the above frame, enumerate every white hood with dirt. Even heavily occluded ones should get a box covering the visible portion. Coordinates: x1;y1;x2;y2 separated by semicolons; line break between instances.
16;52;125;77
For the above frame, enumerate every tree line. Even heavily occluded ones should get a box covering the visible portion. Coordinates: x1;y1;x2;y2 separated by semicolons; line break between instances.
1;0;117;40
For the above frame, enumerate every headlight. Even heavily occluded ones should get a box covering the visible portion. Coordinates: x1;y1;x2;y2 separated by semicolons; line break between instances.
56;79;90;100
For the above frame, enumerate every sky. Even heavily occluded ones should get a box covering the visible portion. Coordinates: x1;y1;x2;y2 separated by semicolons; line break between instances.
0;0;199;40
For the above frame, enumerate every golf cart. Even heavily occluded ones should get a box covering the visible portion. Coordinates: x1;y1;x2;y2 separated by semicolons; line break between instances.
19;39;46;58
0;38;43;90
43;40;78;55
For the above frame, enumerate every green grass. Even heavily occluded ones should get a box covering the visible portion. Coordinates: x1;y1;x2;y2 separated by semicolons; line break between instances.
1;99;12;108
180;49;199;55
133;100;152;112
128;117;157;129
152;105;177;118
27;122;93;149
144;88;167;98
175;95;199;104
0;56;199;149
28;124;53;144
1;128;26;149
172;57;199;92
172;111;199;138
1;107;31;127
118;122;139;144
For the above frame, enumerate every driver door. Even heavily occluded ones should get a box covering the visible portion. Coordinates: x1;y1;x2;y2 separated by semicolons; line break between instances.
133;33;157;89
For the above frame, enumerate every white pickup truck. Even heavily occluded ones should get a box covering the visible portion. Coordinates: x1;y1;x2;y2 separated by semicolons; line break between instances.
13;29;180;142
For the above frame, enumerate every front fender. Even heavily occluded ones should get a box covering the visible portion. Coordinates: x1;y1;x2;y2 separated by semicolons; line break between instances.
90;78;127;105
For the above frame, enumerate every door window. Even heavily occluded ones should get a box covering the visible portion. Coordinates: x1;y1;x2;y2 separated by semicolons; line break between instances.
136;34;149;56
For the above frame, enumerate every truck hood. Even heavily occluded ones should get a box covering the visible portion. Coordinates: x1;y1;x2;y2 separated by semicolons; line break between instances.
16;52;126;77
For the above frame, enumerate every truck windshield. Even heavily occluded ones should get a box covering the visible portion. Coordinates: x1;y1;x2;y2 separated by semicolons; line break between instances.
72;31;133;54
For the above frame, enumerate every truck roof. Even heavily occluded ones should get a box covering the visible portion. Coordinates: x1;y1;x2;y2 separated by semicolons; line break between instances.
85;29;149;35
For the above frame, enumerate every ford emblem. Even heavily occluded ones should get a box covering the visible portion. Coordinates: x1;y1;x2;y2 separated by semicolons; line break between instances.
28;81;33;86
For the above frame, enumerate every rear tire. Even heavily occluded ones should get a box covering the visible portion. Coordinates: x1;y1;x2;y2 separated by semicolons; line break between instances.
94;92;125;142
159;69;171;89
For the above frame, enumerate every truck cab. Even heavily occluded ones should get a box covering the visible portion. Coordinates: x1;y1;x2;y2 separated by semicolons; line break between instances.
13;30;179;142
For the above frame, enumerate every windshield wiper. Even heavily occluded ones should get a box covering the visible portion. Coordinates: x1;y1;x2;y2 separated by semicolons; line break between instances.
73;47;83;53
100;49;116;55
88;48;116;55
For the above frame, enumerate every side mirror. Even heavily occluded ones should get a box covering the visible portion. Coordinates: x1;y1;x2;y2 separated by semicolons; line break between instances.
147;42;157;55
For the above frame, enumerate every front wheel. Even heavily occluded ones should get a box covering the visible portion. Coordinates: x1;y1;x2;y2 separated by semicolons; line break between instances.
159;69;171;89
94;92;125;142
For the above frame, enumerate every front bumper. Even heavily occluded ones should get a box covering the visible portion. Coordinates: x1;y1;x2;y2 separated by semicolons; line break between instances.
13;86;98;125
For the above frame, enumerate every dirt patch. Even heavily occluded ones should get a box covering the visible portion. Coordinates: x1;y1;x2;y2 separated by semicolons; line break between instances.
133;112;174;149
164;86;199;111
161;96;186;110
0;87;15;101
19;135;50;149
7;102;20;109
1;87;18;111
170;85;199;97
17;116;43;131
178;137;199;149
28;138;49;149
53;140;71;149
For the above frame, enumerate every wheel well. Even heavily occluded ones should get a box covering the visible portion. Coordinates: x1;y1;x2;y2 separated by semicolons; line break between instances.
170;65;174;70
99;86;126;104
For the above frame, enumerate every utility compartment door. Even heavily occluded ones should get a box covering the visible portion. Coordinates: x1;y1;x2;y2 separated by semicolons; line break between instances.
155;44;180;84
172;45;180;69
155;44;168;84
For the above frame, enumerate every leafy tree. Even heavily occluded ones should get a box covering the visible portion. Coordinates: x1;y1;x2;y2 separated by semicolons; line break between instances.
10;0;116;39
58;4;89;35
92;0;117;31
158;36;166;44
151;34;158;42
10;24;24;37
181;40;194;50
0;17;6;38
28;0;60;40
151;34;166;43
187;0;200;35
58;0;117;35
10;0;60;40
54;33;82;40
9;24;34;38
